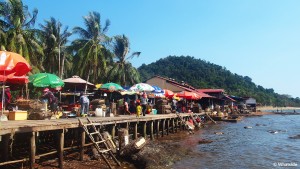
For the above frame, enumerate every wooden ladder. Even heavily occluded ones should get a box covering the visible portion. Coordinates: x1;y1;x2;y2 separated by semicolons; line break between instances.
78;118;121;169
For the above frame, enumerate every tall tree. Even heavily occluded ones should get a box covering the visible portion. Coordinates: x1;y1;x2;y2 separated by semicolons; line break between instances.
108;34;141;86
71;11;111;83
39;17;72;77
0;0;43;71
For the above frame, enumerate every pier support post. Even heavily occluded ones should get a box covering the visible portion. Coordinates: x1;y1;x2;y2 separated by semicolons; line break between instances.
172;118;175;133
162;119;166;137
156;120;160;138
150;121;154;140
143;122;147;139
1;134;10;163
80;129;85;161
166;119;170;135
58;129;64;169
134;122;138;140
30;132;36;169
111;124;116;140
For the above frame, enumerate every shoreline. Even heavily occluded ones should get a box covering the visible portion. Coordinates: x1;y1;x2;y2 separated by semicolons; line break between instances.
256;106;300;111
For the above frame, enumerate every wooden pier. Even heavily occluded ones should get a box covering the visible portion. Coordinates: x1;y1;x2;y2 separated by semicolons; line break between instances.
0;113;201;168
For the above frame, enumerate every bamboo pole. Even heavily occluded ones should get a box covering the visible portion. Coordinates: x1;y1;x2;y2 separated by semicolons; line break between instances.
172;118;175;133
166;119;170;135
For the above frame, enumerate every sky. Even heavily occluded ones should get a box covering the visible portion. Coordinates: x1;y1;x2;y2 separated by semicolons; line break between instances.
23;0;300;98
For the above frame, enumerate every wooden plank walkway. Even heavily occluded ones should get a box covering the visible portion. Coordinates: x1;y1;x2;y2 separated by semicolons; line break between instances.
0;113;197;136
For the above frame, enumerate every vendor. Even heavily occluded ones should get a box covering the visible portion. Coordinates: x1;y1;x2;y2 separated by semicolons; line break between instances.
42;88;58;113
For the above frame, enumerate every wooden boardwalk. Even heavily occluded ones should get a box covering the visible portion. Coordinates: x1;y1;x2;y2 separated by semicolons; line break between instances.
0;113;195;135
0;113;201;168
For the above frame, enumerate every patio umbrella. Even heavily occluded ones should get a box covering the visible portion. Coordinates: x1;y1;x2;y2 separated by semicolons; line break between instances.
129;83;155;92
0;51;31;121
29;73;64;88
0;51;31;76
100;82;123;92
152;85;163;93
175;91;201;100
164;89;174;98
0;75;29;84
63;75;94;91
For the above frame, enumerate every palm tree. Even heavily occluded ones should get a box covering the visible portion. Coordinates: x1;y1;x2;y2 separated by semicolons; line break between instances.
0;0;43;70
71;11;112;83
108;34;141;86
39;17;72;77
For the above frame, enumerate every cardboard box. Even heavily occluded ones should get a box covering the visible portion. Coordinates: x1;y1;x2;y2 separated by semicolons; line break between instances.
9;111;28;120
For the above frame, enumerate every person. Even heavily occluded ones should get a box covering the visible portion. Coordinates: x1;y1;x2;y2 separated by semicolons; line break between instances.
79;92;90;116
136;102;142;118
4;87;12;110
42;88;58;113
124;100;131;115
140;91;148;116
172;99;177;111
129;100;136;114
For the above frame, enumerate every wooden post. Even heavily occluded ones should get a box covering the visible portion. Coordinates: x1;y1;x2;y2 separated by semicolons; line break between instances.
80;129;85;161
30;132;36;169
111;124;116;140
156;120;160;138
166;119;170;135
134;122;138;140
2;134;10;163
172;118;175;133
58;129;64;169
126;122;129;130
162;119;165;137
150;121;154;140
143;122;147;139
175;118;179;132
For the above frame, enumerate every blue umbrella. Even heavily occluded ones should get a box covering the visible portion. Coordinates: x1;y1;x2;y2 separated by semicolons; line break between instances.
152;85;163;93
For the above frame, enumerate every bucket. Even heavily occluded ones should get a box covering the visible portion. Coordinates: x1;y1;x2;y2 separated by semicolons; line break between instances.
95;108;103;117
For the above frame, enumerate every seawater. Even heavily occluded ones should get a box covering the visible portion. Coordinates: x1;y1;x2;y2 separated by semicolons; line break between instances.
172;115;300;169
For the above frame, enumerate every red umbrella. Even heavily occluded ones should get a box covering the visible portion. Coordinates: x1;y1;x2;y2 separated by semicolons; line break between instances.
175;91;201;100
164;89;174;98
0;51;31;76
0;75;29;84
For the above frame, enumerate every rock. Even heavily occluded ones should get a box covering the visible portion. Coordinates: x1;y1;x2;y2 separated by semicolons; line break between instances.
289;134;300;139
198;139;213;144
268;130;279;134
214;132;224;135
244;126;252;129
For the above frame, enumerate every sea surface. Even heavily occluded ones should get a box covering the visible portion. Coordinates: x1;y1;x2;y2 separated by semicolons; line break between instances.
171;115;300;169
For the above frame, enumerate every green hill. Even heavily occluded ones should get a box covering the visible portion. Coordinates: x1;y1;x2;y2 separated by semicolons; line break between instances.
138;56;300;106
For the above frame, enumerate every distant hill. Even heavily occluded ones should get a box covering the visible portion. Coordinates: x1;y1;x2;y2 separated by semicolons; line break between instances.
138;56;300;106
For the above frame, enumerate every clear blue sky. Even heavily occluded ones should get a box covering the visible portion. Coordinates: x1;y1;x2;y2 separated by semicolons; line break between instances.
24;0;300;98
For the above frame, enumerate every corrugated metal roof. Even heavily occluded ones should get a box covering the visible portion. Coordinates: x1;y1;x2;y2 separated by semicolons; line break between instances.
197;89;225;93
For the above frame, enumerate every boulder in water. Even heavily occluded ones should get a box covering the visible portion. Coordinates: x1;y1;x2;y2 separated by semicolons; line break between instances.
198;139;213;144
214;132;224;135
244;126;252;129
289;134;300;139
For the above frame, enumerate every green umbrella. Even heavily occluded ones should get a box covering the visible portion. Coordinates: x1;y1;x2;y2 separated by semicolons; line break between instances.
29;73;64;88
100;82;123;92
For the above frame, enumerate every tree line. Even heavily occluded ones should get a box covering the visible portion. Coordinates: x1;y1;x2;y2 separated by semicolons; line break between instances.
138;56;300;107
0;0;140;86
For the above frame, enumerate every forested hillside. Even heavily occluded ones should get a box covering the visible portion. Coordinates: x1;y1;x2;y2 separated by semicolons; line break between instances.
138;56;300;106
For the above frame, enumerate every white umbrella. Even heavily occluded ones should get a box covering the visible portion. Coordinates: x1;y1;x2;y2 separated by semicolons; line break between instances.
129;83;155;92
